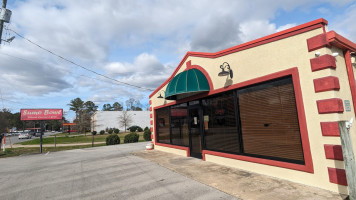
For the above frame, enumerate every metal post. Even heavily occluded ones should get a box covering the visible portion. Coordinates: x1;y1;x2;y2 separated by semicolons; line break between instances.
92;134;94;147
40;121;43;153
0;0;8;44
338;121;356;200
54;135;56;151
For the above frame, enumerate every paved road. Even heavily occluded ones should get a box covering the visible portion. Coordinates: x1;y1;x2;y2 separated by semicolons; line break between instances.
2;131;58;145
0;143;236;200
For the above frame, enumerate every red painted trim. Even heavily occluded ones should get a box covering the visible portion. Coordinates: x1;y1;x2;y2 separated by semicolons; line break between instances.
320;122;340;136
150;113;152;118
153;102;176;110
184;60;214;90
149;100;152;105
310;55;336;72
307;33;330;52
149;19;327;98
149;107;152;111
291;68;314;173
154;67;314;173
150;134;153;139
153;108;157;144
317;98;344;114
203;150;312;173
155;143;190;157
345;50;356;115
324;144;344;161
328;167;348;186
306;31;356;52
326;31;356;52
150;127;153;132
313;76;340;93
150;120;153;125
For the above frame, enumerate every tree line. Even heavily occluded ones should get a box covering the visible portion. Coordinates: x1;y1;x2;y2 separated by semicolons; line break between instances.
68;97;146;133
0;97;145;134
101;98;144;111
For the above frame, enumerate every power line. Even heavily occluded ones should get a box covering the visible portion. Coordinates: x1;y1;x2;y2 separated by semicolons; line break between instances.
0;51;42;64
5;28;154;91
0;52;147;91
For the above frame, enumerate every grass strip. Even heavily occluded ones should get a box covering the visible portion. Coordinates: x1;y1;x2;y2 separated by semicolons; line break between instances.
0;144;107;158
19;132;145;145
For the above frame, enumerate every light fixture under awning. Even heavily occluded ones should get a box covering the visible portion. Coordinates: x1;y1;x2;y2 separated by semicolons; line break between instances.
165;69;210;100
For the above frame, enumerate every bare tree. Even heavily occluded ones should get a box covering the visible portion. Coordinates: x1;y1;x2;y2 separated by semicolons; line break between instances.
118;111;132;132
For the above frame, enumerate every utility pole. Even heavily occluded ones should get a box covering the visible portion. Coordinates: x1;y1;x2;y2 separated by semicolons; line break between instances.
0;0;8;44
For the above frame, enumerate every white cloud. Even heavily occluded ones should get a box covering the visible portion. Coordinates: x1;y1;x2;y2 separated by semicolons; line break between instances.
103;53;174;89
276;23;298;32
331;4;356;43
239;20;277;43
2;0;355;115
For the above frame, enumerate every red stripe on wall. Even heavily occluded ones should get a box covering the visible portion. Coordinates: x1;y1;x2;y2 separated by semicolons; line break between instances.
307;33;329;52
149;100;152;105
150;127;153;132
150;113;152;118
150;120;153;125
328;167;348;186
320;122;340;136
149;107;152;111
324;144;344;161
345;50;356;115
313;76;340;93
317;98;344;114
310;55;336;72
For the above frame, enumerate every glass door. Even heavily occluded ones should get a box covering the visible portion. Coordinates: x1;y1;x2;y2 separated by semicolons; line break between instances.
189;105;203;158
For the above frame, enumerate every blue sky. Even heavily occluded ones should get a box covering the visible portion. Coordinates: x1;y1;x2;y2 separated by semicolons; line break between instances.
1;0;356;121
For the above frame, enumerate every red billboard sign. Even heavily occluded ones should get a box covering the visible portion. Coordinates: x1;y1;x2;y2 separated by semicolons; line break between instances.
21;109;63;121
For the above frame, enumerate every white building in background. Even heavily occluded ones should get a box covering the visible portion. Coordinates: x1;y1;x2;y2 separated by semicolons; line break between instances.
91;111;150;132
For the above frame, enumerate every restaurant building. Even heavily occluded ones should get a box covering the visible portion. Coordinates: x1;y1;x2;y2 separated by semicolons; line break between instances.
148;18;356;194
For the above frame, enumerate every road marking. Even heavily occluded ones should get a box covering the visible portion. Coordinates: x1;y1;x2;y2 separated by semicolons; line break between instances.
45;151;50;155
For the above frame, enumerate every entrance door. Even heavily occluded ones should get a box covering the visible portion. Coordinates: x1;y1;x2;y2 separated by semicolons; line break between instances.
189;106;202;158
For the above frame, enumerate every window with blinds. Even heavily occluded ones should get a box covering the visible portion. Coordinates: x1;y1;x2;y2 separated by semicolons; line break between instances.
155;75;304;164
202;92;240;154
237;76;304;164
156;107;170;144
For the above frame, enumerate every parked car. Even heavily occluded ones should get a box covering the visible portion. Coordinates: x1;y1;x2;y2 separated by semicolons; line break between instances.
18;133;31;139
35;132;44;137
28;131;36;136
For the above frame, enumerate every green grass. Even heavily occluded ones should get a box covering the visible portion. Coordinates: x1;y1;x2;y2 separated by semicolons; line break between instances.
0;144;107;158
19;132;145;145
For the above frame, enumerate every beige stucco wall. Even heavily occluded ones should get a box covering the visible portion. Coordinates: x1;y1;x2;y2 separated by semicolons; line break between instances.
154;145;187;157
150;27;355;194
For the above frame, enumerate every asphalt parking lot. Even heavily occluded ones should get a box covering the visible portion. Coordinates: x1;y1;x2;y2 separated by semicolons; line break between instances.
2;131;57;145
0;142;236;200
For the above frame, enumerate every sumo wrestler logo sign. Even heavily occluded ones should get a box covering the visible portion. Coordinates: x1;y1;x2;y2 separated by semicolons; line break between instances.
20;109;63;121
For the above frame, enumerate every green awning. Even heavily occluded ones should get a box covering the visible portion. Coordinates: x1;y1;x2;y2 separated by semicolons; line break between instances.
165;69;210;100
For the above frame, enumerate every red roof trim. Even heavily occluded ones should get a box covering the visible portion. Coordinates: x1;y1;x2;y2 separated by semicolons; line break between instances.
326;31;356;52
149;18;328;98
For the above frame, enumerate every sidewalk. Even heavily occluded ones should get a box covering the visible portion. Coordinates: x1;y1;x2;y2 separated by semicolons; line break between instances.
10;142;105;148
133;150;347;200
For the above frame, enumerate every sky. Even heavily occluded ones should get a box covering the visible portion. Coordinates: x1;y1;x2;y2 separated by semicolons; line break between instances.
1;0;356;121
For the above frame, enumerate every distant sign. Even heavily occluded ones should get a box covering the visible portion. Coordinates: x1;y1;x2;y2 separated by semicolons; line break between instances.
21;109;63;121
